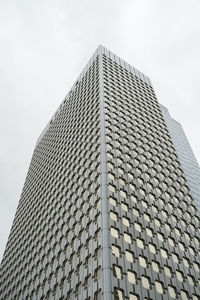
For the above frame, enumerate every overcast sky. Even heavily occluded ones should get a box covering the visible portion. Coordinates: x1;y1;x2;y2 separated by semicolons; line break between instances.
0;0;200;261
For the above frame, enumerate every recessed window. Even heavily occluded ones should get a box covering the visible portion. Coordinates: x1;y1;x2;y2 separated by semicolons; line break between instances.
114;265;122;279
109;184;115;193
180;290;188;300
157;233;164;242
120;190;127;198
168;286;176;299
142;276;150;289
108;173;115;181
152;261;159;273
193;262;199;272
155;281;163;294
128;172;134;180
129;184;135;191
111;245;120;258
164;266;171;277
131;195;137;203
110;211;118;222
172;253;179;264
127;271;136;284
134;222;141;232
121;202;128;212
188;275;194;286
165;223;170;231
139;256;147;268
114;288;124;300
182;257;189;268
160;248;168;259
111;227;119;239
133;208;139;217
144;213;150;222
179;242;185;252
146;227;153;237
137;238;144;249
122;217;130;227
168;237;175;247
119;178;125;186
176;271;183;282
154;218;161;227
189;246;195;256
149;243;156;254
141;200;147;208
124;233;132;244
129;294;138;300
140;189;145;196
109;197;116;206
125;250;134;263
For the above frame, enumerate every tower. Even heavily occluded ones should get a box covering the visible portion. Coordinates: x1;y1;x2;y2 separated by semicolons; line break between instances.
0;46;199;299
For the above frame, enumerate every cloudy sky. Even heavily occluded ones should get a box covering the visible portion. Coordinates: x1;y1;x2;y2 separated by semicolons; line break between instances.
0;0;200;261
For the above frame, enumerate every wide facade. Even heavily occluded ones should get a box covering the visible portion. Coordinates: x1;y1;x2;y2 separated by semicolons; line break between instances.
0;46;199;299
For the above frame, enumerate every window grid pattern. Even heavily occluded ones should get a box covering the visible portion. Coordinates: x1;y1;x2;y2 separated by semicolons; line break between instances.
102;54;200;299
0;57;103;299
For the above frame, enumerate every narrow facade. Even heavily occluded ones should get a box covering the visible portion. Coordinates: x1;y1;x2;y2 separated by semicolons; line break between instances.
160;104;200;211
0;46;199;299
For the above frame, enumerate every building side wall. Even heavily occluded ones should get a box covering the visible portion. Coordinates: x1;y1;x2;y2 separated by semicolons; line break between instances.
102;53;200;299
0;57;103;299
160;104;200;211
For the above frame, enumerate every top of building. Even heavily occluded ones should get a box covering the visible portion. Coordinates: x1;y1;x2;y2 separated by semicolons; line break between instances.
36;45;152;146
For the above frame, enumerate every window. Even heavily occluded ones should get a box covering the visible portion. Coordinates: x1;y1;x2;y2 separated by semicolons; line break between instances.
176;271;183;282
111;245;120;258
160;248;168;259
152;261;159;273
130;294;138;300
120;190;126;198
110;211;118;221
114;265;122;279
125;250;134;263
122;217;130;227
180;290;188;300
108;173;114;181
172;253;179;264
144;213;150;222
114;288;124;300
155;281;163;294
137;238;144;249
127;271;136;284
109;184;115;193
109;197;116;206
134;222;141;232
111;227;119;239
149;243;156;254
146;227;153;237
168;286;176;299
168;237;175;247
157;232;164;242
124;233;132;244
188;275;194;286
131;195;137;203
139;256;147;268
164;266;171;277
121;202;128;212
133;208;139;217
142;276;150;289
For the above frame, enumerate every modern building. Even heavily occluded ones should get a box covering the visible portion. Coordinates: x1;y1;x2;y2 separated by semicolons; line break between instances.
0;46;199;300
160;104;200;211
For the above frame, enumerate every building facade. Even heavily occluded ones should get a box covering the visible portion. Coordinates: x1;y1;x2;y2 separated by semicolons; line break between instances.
160;104;200;211
0;46;199;299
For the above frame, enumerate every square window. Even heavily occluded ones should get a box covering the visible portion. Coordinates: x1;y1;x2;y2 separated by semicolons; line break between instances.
124;233;132;244
137;238;144;249
114;288;124;300
111;227;119;239
110;211;118;222
139;256;147;268
114;265;122;279
127;271;136;284
122;217;130;227
125;250;134;263
111;245;120;258
155;281;163;294
142;276;150;289
152;261;159;273
168;286;176;299
130;294;138;300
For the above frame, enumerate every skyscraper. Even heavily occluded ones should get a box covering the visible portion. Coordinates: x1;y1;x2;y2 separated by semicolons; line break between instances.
0;46;199;300
160;104;200;211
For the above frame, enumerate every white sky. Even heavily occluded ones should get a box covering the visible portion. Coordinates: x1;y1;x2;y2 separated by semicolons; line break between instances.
0;0;200;261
